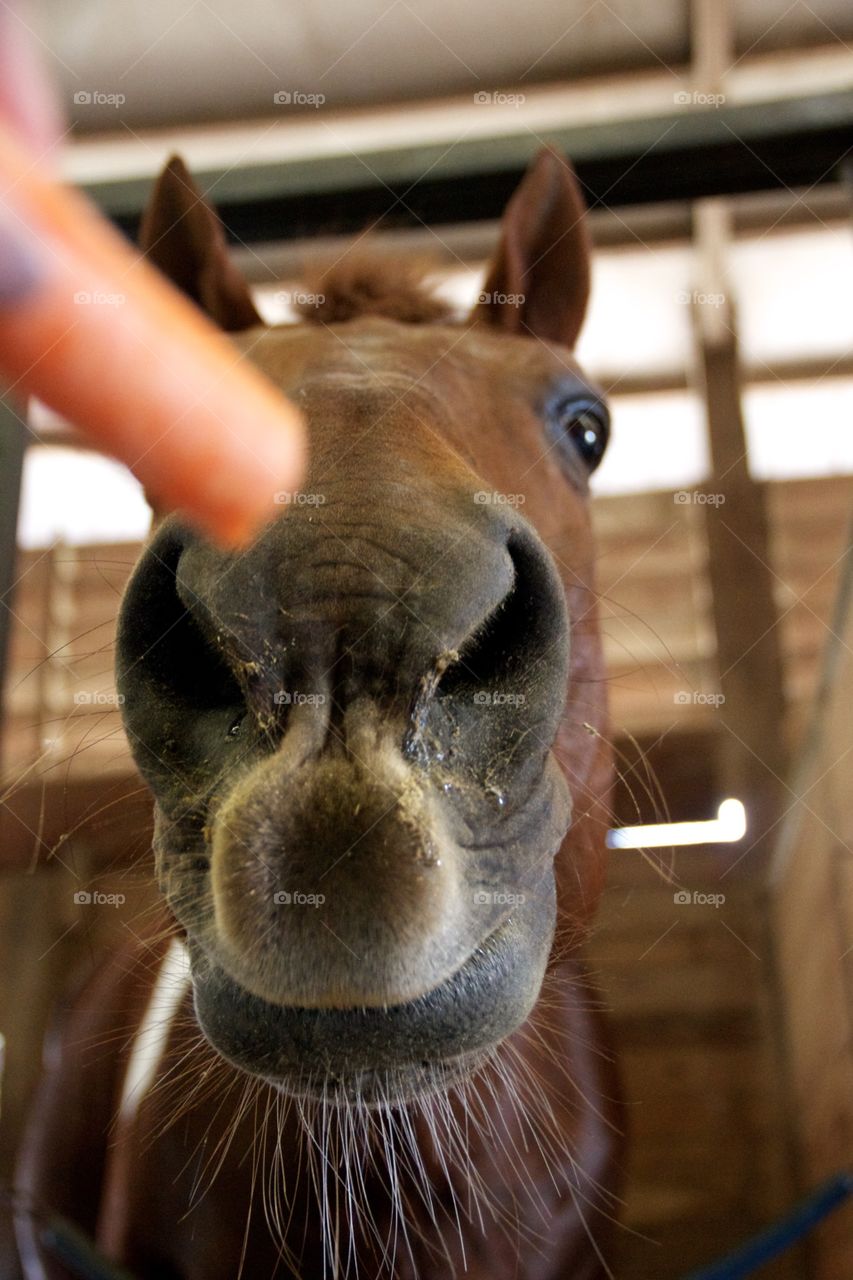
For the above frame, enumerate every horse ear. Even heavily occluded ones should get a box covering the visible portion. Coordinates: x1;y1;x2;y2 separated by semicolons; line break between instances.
472;148;590;348
139;155;262;332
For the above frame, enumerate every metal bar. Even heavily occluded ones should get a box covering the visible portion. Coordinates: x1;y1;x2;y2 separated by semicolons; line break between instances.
0;397;27;760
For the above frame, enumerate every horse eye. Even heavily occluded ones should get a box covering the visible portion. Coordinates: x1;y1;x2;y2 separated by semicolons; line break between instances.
555;398;609;472
228;715;244;739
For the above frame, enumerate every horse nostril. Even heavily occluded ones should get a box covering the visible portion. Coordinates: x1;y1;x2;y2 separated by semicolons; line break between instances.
401;525;570;807
434;530;569;704
450;569;520;687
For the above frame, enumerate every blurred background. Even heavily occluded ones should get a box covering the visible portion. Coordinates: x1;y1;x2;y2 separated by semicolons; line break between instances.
1;1;852;1276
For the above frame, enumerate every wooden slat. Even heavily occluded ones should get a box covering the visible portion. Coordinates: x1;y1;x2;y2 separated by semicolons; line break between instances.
695;316;788;865
589;858;803;1278
770;531;853;1280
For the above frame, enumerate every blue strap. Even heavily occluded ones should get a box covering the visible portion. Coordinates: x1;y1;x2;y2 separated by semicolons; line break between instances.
32;1169;853;1280
39;1217;139;1280
684;1171;853;1280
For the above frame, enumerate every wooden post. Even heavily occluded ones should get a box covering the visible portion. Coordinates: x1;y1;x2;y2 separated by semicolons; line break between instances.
691;202;788;866
769;530;853;1279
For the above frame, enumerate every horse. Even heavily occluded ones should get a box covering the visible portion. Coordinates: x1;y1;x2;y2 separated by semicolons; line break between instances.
16;147;622;1279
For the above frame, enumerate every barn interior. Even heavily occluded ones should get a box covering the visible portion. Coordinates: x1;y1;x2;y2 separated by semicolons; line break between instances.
0;1;852;1277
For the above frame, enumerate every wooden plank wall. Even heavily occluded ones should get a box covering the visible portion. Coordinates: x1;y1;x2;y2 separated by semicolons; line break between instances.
589;847;804;1278
770;529;853;1280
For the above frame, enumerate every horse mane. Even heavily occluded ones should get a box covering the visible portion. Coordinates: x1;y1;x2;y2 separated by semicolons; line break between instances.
293;250;455;325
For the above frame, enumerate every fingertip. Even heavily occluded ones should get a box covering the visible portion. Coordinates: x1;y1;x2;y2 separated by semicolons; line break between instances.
166;405;308;550
0;5;64;160
0;213;45;305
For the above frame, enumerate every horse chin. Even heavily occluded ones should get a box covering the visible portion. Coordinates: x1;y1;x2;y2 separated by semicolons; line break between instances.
265;1050;489;1108
187;884;557;1107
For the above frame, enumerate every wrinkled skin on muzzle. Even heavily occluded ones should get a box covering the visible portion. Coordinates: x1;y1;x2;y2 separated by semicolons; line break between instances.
116;148;611;1100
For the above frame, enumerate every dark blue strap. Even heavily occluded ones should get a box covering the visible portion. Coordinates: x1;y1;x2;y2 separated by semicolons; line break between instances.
684;1171;853;1280
32;1169;853;1280
39;1217;139;1280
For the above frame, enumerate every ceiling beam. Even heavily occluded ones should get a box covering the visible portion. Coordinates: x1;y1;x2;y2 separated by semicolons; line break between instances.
224;184;850;283
77;89;853;247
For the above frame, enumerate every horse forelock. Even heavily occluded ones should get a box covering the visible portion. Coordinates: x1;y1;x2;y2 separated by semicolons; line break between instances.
293;250;456;326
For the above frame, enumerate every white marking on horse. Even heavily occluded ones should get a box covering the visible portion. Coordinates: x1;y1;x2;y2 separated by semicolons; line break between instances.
119;938;191;1121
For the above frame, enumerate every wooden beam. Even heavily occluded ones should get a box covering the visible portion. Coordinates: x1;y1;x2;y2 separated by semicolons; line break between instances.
225;185;848;283
693;283;788;862
690;182;789;864
691;0;733;96
76;88;853;245
65;43;853;209
768;529;853;1279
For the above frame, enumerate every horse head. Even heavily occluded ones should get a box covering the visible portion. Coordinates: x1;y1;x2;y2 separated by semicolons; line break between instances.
116;148;611;1105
